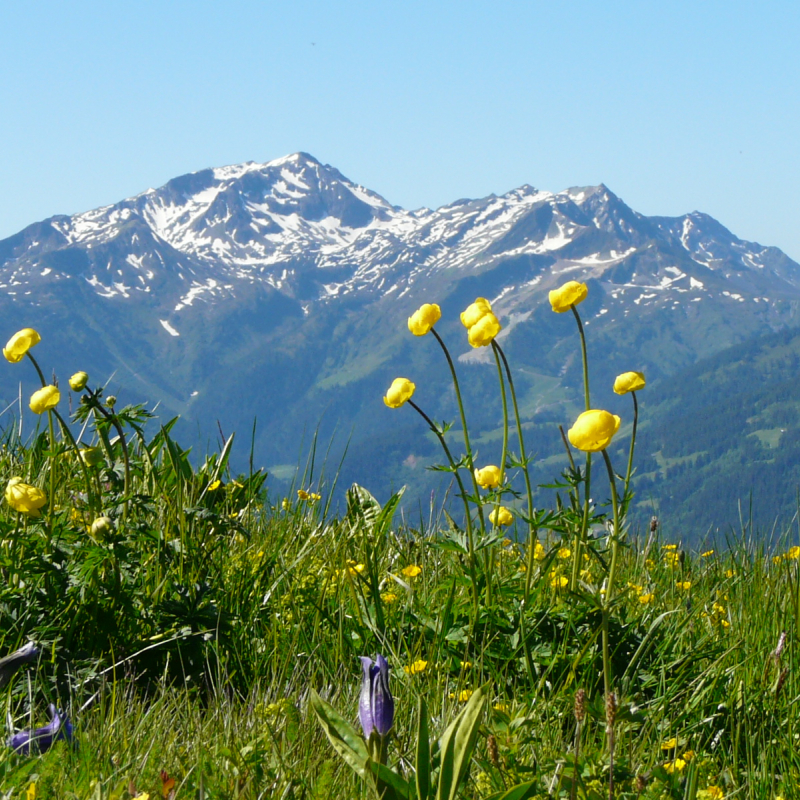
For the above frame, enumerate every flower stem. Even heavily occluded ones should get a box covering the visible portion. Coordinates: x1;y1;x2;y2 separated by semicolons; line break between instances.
571;305;590;411
408;399;479;611
26;353;55;540
623;391;639;503
493;343;538;599
431;329;487;534
600;448;621;699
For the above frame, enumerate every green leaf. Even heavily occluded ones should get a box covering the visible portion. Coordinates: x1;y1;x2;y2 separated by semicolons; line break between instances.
369;760;410;800
309;690;370;777
436;683;488;800
416;696;431;800
374;486;406;537
486;780;539;800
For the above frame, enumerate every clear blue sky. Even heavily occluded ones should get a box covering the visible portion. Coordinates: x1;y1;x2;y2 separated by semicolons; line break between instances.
2;1;798;259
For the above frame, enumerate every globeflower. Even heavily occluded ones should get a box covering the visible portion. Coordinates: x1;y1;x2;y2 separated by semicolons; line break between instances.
567;410;621;452
29;386;60;414
3;328;41;363
68;371;89;391
5;478;47;517
383;378;415;409
474;465;502;489
549;281;588;313
461;297;501;347
358;655;394;739
613;371;646;395
408;303;441;336
467;312;501;348
80;447;104;467
489;506;513;526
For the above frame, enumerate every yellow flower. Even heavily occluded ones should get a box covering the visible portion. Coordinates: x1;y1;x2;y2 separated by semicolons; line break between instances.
549;281;588;313
493;702;509;712
613;371;646;395
549;571;568;589
676;580;692;591
455;689;473;702
664;758;687;774
639;592;654;604
460;660;472;668
474;465;502;489
661;737;678;750
3;328;41;363
697;788;724;800
404;659;428;675
701;549;714;557
26;784;36;800
90;516;113;540
682;750;695;762
5;477;47;517
401;564;422;578
80;447;104;467
467;312;501;347
787;546;800;559
408;303;441;336
664;551;680;568
68;371;89;391
297;489;310;501
29;385;60;414
383;377;416;408
309;492;321;502
381;591;398;604
533;541;546;561
489;506;513;526
281;498;291;510
558;547;571;560
567;410;621;452
773;555;783;565
207;479;221;491
725;568;735;578
460;298;493;328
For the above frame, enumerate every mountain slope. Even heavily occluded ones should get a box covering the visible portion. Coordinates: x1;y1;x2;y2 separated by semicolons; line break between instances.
1;152;799;523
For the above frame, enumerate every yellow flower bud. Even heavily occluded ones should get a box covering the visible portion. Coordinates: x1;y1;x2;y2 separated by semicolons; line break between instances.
383;377;415;409
549;281;588;313
567;410;621;452
408;303;441;336
90;516;113;540
489;506;514;526
5;477;47;517
474;465;502;489
3;328;41;363
80;447;104;467
29;385;60;414
69;371;89;391
460;298;492;329
613;371;646;395
467;312;501;347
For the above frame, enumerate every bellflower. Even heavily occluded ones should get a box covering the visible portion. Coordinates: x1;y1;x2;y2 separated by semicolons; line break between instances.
358;654;394;739
7;704;74;755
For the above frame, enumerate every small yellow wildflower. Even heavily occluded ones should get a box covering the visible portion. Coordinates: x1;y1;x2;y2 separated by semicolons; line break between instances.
549;572;568;589
787;546;800;559
558;547;571;560
682;749;695;762
401;564;422;578
639;592;654;604
460;660;473;669
697;788;724;800
281;498;291;510
645;558;656;570
627;582;643;592
662;543;678;551
725;568;735;578
493;702;509;712
26;783;36;800
664;551;681;568
297;489;310;501
347;562;365;576
207;479;221;491
381;591;398;604
701;549;714;557
661;737;678;750
664;758;687;774
773;555;783;565
676;580;692;591
404;659;428;675
534;541;546;561
448;689;473;702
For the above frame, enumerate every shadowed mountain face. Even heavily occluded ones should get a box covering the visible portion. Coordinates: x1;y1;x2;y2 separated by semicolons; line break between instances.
2;152;800;524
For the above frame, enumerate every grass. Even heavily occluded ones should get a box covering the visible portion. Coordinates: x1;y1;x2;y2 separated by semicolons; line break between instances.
1;312;800;800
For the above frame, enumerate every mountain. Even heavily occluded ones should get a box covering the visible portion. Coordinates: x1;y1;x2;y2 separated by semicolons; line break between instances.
2;152;800;530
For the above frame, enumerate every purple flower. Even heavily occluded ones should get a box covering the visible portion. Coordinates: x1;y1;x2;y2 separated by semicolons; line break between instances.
0;642;38;690
7;704;74;755
359;654;394;739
